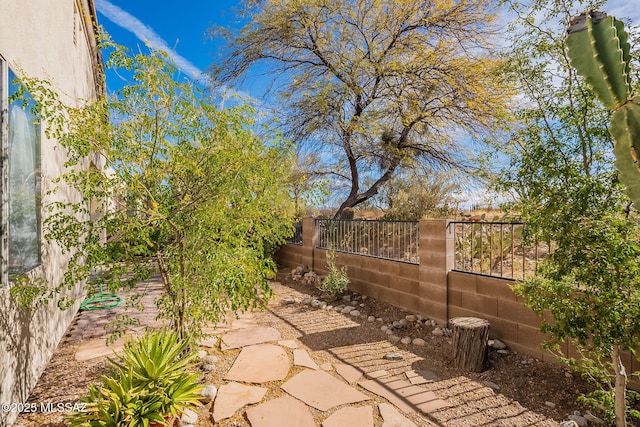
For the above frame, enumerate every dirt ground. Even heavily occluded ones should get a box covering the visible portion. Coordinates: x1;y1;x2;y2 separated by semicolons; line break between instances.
14;267;604;427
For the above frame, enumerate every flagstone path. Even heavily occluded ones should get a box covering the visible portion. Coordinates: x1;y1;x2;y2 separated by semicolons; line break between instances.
16;273;562;427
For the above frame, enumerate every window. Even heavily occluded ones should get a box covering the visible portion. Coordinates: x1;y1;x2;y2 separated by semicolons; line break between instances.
2;65;42;278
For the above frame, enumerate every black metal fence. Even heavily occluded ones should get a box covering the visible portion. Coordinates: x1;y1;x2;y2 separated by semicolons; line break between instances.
315;219;419;264
450;221;548;280
286;221;303;245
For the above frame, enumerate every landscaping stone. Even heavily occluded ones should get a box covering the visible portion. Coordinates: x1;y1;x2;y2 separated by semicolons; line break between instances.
281;370;370;411
367;316;376;322
246;395;315;427
201;363;216;372
212;381;267;422
489;339;507;350
224;344;289;383
350;310;360;316
388;335;401;343
322;405;373;427
405;315;417;322
584;412;605;425
378;403;417;427
384;352;403;361
282;296;297;305
400;337;412;345
278;339;299;349
180;408;198;425
220;326;282;350
431;327;444;336
412;338;426;346
197;350;208;359
482;381;501;391
293;348;319;370
568;414;588;427
199;385;217;403
366;369;389;379
405;370;439;385
201;355;218;365
334;363;363;384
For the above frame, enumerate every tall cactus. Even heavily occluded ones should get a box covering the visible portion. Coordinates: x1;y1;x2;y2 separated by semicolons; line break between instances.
566;11;640;206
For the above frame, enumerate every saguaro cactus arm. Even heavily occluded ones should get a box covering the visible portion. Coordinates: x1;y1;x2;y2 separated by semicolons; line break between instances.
566;11;631;109
566;11;640;206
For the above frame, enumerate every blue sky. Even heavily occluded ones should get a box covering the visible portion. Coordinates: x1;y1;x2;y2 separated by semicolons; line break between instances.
94;0;640;208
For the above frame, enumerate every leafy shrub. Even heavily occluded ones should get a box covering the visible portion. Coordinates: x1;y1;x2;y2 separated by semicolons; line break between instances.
319;250;350;298
68;329;202;427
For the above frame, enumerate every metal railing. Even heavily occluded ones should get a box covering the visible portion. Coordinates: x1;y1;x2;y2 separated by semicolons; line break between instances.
286;221;303;245
315;219;419;264
450;221;548;280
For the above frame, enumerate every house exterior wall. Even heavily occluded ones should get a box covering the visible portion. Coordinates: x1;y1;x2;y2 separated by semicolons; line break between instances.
0;2;103;425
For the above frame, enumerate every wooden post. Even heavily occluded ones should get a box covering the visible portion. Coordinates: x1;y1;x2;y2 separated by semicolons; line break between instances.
450;317;490;372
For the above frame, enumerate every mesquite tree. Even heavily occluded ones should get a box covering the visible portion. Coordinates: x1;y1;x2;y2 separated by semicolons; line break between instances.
211;0;511;216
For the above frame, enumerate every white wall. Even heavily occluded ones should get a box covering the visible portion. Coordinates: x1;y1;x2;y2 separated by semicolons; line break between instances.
0;1;103;425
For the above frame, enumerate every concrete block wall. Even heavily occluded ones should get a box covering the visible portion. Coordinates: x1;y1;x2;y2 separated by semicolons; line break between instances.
274;218;640;379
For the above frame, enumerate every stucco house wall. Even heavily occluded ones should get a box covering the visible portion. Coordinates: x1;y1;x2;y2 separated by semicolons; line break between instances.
0;1;103;425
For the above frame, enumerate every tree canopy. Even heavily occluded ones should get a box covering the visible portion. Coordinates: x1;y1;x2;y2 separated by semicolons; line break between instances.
491;1;640;423
12;41;295;342
212;0;512;216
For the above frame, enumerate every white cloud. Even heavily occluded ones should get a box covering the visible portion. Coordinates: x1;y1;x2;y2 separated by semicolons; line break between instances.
95;0;205;80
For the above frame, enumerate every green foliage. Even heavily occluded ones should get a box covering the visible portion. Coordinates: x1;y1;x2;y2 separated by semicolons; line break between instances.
319;250;350;298
566;11;640;208
15;37;295;341
68;330;202;427
213;0;511;216
492;1;640;423
380;172;459;221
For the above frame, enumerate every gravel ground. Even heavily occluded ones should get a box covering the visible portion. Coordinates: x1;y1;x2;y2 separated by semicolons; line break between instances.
14;267;602;427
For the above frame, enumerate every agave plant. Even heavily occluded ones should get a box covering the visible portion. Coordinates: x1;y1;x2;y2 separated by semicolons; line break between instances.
67;329;203;427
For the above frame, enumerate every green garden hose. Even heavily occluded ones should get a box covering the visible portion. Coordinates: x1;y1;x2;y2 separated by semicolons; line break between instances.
80;283;123;310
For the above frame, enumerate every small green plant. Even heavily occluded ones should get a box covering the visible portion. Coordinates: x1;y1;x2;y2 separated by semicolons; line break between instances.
319;250;350;298
68;329;203;427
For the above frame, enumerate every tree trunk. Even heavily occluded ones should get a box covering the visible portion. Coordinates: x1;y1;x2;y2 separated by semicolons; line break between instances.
613;345;627;427
450;317;490;372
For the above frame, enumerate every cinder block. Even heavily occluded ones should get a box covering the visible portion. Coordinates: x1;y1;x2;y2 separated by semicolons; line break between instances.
448;271;477;292
486;317;518;343
379;260;400;276
460;292;498;317
419;283;446;303
392;277;420;295
497;300;542;328
476;276;517;302
447;289;462;308
517;324;547;350
417;300;447;324
399;264;420;281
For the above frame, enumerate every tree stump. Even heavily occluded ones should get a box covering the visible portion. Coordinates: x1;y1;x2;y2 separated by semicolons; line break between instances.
450;317;490;372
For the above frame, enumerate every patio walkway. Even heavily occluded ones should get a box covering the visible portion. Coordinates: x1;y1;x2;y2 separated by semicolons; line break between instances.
15;274;561;427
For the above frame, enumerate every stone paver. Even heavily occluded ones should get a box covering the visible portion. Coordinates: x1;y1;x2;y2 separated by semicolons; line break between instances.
213;382;267;422
281;369;370;411
293;348;319;369
378;403;418;427
246;395;315;427
367;369;389;379
405;370;439;385
334;363;363;384
225;344;289;383
322;405;374;427
220;326;282;350
278;339;299;349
